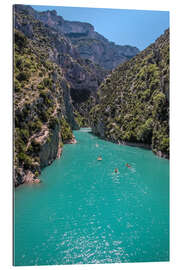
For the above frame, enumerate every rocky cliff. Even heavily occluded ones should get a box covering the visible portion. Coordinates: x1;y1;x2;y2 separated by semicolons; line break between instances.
32;7;139;70
14;5;109;186
14;28;78;186
15;5;139;71
90;29;169;158
14;5;109;126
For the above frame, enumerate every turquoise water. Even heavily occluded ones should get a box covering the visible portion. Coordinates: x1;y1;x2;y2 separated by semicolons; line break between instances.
14;128;169;266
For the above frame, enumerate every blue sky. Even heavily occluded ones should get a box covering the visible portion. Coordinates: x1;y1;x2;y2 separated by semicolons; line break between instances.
32;5;169;50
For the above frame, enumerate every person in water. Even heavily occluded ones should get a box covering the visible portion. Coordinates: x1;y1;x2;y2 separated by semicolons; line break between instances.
97;156;102;161
126;163;131;168
115;168;118;173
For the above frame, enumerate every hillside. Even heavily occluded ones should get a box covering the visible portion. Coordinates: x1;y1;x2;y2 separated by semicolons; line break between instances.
90;29;169;158
14;28;81;186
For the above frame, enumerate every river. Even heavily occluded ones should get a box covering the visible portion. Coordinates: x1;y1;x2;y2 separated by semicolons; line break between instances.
14;128;169;265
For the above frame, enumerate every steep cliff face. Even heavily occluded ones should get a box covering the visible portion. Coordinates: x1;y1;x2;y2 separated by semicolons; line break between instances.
90;30;169;158
69;34;139;70
31;7;139;70
15;5;139;71
14;29;77;186
14;5;140;129
14;5;107;107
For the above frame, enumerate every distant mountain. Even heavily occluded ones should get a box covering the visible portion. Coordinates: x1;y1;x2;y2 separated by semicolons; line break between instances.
90;29;169;158
15;5;139;70
66;26;139;70
14;6;107;96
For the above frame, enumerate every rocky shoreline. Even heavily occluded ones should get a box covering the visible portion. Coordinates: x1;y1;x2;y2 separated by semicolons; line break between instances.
19;170;41;186
15;134;77;187
91;125;168;159
68;135;77;144
116;140;151;149
118;140;168;159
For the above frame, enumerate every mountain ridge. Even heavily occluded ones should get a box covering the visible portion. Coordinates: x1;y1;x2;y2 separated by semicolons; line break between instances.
15;5;139;70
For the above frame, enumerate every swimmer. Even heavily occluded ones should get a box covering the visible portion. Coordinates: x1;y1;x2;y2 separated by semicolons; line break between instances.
126;163;131;168
97;156;102;161
114;168;118;173
96;143;99;147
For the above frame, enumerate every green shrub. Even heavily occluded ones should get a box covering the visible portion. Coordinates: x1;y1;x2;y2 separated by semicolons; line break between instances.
160;137;169;153
29;119;43;133
153;92;166;106
39;90;48;98
48;116;59;130
43;78;52;88
17;152;33;169
60;117;73;143
31;139;41;153
137;118;153;143
39;90;53;107
14;30;28;51
15;131;26;153
20;128;29;143
39;110;49;123
153;92;166;118
34;171;39;177
15;58;23;70
14;79;21;92
16;71;30;82
37;82;44;90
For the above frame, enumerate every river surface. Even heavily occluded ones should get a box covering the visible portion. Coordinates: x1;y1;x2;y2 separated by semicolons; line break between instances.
14;128;169;266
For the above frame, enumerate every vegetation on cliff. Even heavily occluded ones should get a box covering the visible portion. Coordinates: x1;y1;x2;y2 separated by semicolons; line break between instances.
13;4;106;186
14;4;107;120
90;29;169;158
14;29;75;186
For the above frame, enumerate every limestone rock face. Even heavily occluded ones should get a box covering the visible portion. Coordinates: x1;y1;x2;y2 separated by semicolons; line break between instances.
38;124;60;168
70;35;139;70
14;5;107;107
31;7;140;70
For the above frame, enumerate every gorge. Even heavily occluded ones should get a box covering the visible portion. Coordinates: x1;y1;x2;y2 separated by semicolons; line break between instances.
14;5;169;187
14;4;140;186
13;4;169;266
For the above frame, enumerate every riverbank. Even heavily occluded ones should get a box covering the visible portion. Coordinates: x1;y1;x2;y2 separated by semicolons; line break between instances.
90;131;168;160
15;133;77;187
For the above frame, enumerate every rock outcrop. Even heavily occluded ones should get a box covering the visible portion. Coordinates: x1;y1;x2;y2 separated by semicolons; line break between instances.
14;5;107;103
90;29;169;158
30;6;139;70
